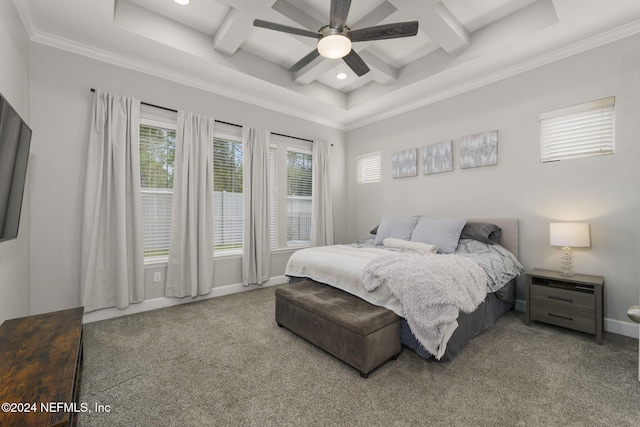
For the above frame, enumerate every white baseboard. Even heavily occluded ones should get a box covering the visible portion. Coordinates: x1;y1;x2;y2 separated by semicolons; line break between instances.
605;317;639;339
516;299;639;339
84;284;640;340
82;275;288;324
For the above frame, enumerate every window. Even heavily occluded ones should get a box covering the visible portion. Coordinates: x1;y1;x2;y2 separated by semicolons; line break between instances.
287;149;312;247
268;134;313;249
139;119;176;260
268;145;278;249
540;97;615;162
357;151;381;183
139;108;312;258
213;136;243;253
139;111;244;259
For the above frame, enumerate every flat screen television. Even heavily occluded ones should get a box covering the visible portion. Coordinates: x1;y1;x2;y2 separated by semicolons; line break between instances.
0;92;31;242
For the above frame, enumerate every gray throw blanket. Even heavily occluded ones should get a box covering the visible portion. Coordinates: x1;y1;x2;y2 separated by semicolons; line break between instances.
361;253;487;359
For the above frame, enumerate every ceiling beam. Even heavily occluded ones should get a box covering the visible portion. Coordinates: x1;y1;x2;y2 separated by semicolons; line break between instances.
358;51;398;84
272;0;324;31
349;1;397;31
212;0;277;56
389;0;469;54
212;8;253;55
422;2;469;53
293;56;340;85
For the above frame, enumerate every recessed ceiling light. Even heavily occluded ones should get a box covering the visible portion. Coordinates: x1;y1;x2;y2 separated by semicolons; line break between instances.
336;72;348;80
174;0;190;5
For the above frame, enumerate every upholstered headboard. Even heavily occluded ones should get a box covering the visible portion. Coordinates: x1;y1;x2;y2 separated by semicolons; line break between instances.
468;218;519;260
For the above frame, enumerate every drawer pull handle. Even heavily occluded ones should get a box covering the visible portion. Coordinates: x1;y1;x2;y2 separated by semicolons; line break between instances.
548;296;573;303
549;313;573;321
575;286;593;292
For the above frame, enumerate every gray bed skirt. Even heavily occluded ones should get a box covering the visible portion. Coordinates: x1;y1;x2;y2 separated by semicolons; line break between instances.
287;277;516;362
402;279;516;362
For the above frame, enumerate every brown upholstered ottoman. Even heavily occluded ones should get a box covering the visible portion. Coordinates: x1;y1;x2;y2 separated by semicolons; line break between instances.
275;280;402;378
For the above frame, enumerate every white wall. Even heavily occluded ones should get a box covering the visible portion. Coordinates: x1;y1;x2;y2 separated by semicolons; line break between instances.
0;0;31;324
346;33;640;333
28;43;347;316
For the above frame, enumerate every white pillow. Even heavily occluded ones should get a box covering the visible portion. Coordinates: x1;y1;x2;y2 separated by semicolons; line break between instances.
383;238;437;254
410;217;467;254
373;214;418;245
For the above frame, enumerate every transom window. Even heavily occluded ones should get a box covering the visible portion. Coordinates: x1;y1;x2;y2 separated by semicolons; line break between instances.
357;151;381;183
540;97;615;162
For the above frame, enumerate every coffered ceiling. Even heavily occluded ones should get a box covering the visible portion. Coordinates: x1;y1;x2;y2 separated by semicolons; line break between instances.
14;0;640;130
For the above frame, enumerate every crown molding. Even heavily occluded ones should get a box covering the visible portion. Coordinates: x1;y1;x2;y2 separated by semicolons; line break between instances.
345;18;640;131
12;0;38;39
14;0;640;132
27;29;348;131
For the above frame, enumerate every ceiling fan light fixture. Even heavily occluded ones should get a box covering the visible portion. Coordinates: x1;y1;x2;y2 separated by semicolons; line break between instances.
318;34;352;59
174;0;190;5
254;3;419;77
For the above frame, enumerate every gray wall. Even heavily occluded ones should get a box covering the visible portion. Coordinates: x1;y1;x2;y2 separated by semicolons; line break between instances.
346;32;640;334
0;0;31;324
27;43;347;316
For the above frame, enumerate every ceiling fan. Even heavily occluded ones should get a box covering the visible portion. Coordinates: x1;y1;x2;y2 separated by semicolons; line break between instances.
253;0;419;77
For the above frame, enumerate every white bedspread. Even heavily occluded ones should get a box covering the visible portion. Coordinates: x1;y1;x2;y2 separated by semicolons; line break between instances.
285;244;405;316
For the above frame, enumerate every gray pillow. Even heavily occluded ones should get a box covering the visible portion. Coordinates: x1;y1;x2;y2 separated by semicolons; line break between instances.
461;222;502;245
410;217;467;254
373;214;418;245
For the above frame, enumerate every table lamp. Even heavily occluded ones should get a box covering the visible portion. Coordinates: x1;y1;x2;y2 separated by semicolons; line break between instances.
550;222;590;276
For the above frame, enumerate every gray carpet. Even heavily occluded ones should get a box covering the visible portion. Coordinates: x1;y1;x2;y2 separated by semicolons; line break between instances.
79;285;640;426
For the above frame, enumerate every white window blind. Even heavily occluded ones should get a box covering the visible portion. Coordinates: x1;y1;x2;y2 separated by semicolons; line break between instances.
540;96;615;163
287;149;312;246
139;122;176;259
213;138;243;252
268;145;278;249
357;151;381;183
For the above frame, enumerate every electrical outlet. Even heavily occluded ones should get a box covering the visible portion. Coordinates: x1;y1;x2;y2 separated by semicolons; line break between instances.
153;272;162;282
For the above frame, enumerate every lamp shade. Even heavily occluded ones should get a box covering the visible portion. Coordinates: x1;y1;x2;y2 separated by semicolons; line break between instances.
550;222;590;247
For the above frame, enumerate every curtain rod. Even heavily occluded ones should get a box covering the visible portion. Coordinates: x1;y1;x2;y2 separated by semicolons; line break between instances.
89;88;318;144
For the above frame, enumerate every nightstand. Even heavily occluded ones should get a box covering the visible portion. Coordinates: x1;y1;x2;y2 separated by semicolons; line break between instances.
525;268;604;344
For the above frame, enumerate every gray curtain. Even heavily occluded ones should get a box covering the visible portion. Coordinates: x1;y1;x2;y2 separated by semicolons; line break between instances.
81;89;144;312
165;111;215;297
242;127;271;285
311;140;334;247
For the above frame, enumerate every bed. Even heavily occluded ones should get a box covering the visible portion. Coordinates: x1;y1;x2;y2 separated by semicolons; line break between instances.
285;216;523;362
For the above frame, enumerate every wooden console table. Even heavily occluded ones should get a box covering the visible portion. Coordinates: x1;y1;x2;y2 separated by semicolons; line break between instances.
0;307;84;427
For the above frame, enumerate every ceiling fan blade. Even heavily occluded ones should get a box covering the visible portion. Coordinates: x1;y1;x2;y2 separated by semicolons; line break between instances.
330;0;351;31
253;19;319;39
288;49;321;73
342;50;370;77
350;21;419;42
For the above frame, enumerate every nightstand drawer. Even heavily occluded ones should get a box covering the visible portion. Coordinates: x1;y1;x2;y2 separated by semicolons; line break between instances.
530;284;594;310
525;269;604;344
530;303;595;334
